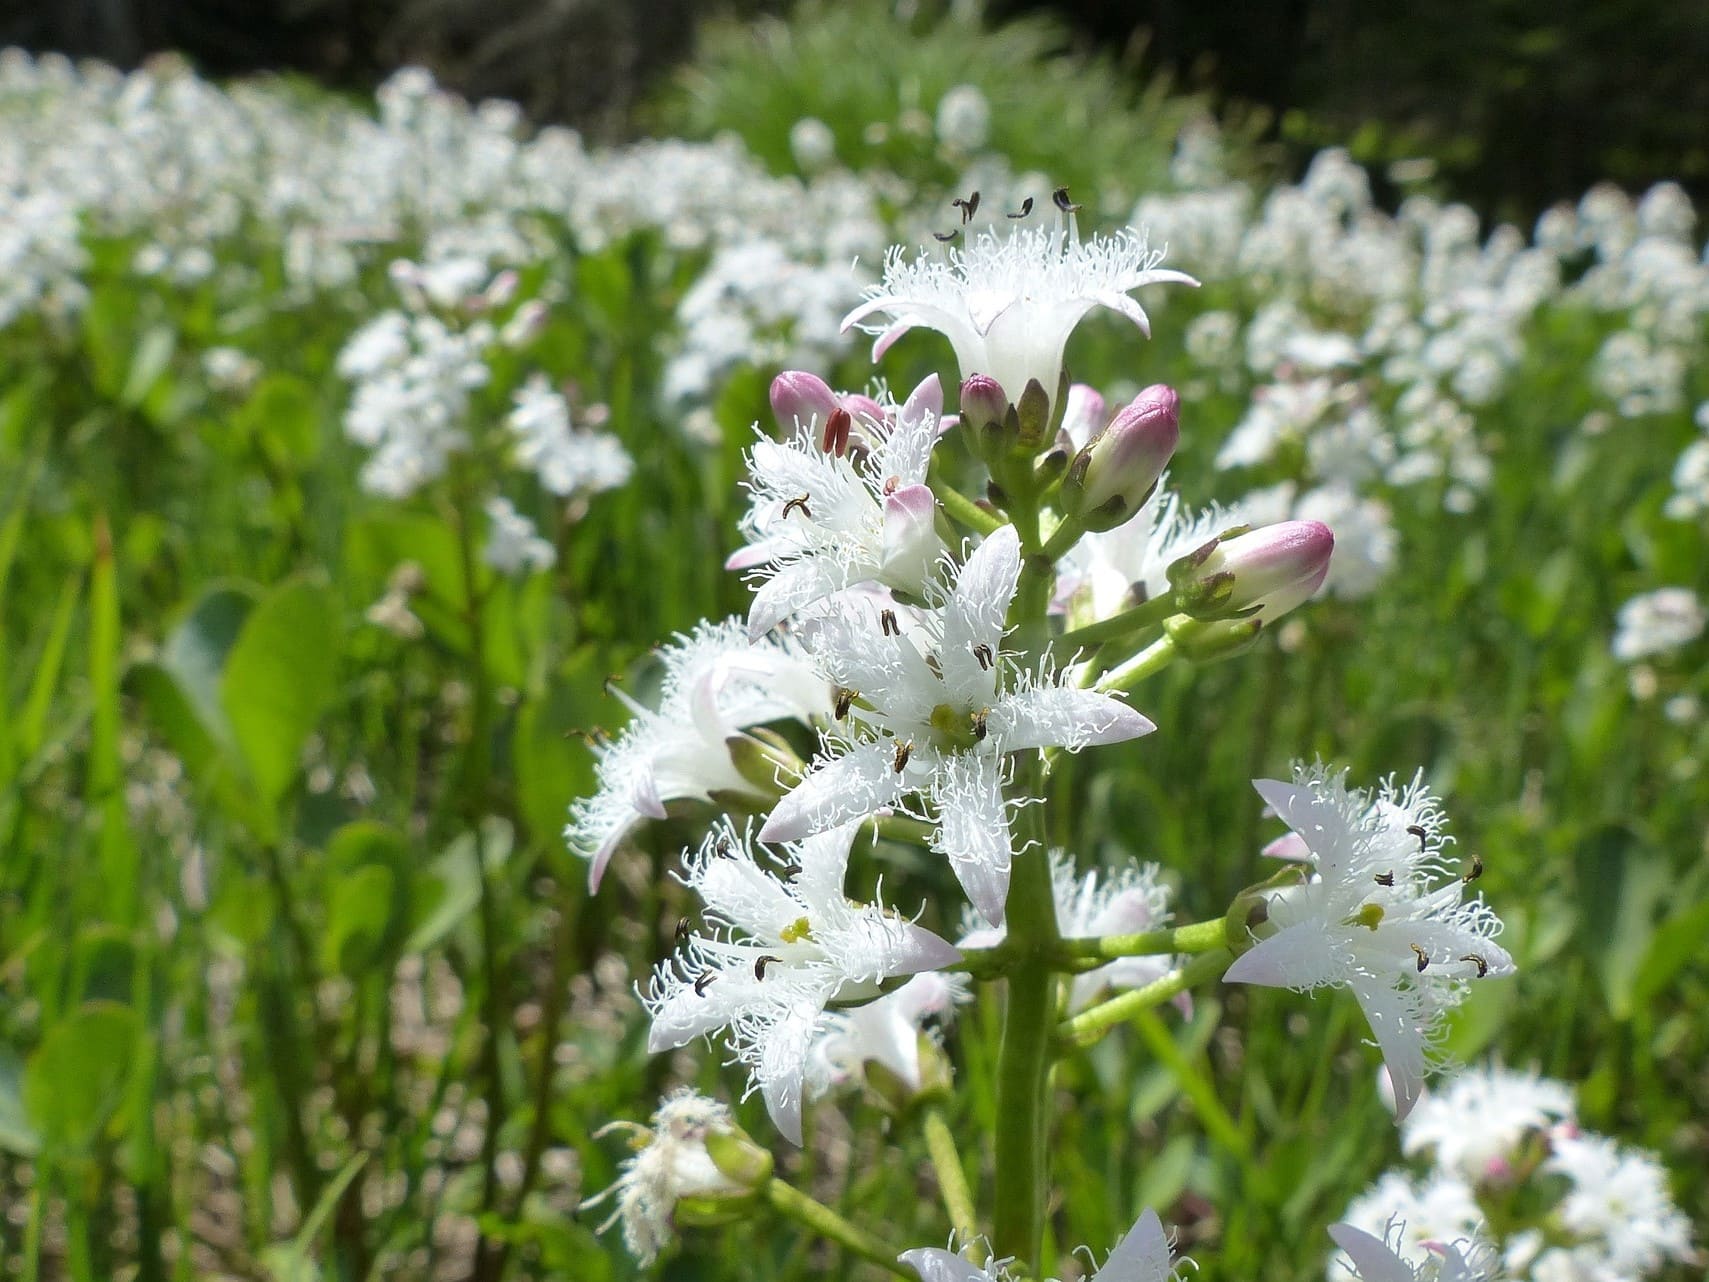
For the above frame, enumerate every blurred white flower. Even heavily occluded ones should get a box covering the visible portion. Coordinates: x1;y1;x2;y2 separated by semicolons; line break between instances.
1545;1132;1693;1277
1400;1064;1574;1182
481;496;555;574
1611;588;1705;662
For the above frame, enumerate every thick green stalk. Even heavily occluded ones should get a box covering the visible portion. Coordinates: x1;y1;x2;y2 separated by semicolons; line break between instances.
1047;918;1230;969
934;478;1006;535
763;1178;913;1278
923;1108;980;1255
1056;596;1178;652
1093;635;1178;697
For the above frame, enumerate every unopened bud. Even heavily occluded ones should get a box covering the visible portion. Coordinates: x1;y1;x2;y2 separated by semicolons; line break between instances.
1058;383;1107;450
1062;384;1180;530
880;483;944;592
703;1127;775;1187
1168;519;1333;620
770;370;837;436
959;374;1007;431
725;733;802;796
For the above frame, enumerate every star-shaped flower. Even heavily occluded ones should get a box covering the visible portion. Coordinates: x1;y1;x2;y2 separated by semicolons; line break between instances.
644;819;959;1145
843;220;1197;408
760;525;1154;925
1225;765;1514;1119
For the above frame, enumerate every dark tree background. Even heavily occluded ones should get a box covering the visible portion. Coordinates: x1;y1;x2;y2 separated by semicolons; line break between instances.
4;0;1706;219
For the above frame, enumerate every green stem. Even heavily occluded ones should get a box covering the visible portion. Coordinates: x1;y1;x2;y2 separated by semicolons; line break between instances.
1057;950;1231;1050
935;480;1006;536
763;1178;912;1278
1094;635;1178;697
922;1108;981;1255
1047;918;1230;969
1057;596;1178;652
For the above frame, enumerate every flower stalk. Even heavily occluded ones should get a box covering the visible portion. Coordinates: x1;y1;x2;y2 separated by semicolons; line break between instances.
1057;949;1232;1050
763;1177;914;1278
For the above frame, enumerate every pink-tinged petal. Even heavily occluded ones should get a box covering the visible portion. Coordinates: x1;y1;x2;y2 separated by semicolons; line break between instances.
1261;831;1312;861
1223;920;1349;990
1251;776;1361;877
1327;1224;1416;1282
881;484;943;590
840;294;902;333
584;819;632;891
990;687;1155;754
899;1248;993;1282
770;370;837;435
898;372;943;432
760;741;905;843
629;766;667;820
933;754;1013;927
889;923;963;975
1094;1207;1173;1282
1348;974;1429;1122
725;538;786;571
871;318;915;362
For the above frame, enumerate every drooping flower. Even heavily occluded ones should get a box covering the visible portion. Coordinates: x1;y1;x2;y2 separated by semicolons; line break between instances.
761;525;1155;925
900;1207;1183;1282
1329;1220;1502;1282
842;218;1197;409
731;373;947;639
809;970;970;1097
1400;1064;1574;1182
1225;765;1514;1119
565;619;830;890
644;820;960;1145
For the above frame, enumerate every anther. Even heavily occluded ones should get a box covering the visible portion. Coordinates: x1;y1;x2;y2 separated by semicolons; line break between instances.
1461;954;1489;978
972;709;989;742
834;687;856;720
933;229;961;243
1463;855;1484;884
1052;186;1081;213
1406;824;1428;849
880;608;901;637
951;191;981;223
1374;871;1395;887
1007;197;1034;219
782;494;813;520
892;739;914;773
675;916;691;946
822;406;852;456
1411;944;1430;973
753;954;782;980
693;972;716;996
972;642;994;670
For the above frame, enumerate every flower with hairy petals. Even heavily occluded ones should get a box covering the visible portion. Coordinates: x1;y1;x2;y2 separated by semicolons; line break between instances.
843;220;1197;409
644;819;959;1145
1336;1172;1485;1273
809;971;970;1096
761;525;1155;926
1329;1220;1503;1282
582;1090;749;1266
565;619;830;890
901;1207;1183;1282
1226;765;1514;1120
1544;1132;1693;1276
731;374;947;639
1400;1063;1574;1183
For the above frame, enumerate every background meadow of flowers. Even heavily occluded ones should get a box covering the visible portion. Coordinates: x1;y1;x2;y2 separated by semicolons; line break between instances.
0;1;1703;1278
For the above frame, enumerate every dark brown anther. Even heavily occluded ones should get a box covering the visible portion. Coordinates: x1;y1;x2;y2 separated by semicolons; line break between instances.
892;739;914;773
1461;954;1490;978
880;608;901;637
822;406;852;457
1411;944;1430;973
675;916;692;946
1374;871;1395;888
1052;186;1081;213
972;709;989;742
1463;855;1484;884
782;494;813;520
933;229;961;243
753;954;782;980
693;972;716;996
972;642;994;670
1007;197;1034;219
1406;824;1428;849
952;191;981;223
834;687;856;720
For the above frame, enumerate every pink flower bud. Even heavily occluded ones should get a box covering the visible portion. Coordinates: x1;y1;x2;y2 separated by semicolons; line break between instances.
770;370;837;436
959;373;1008;430
1068;384;1180;526
1170;519;1333;620
1058;383;1107;450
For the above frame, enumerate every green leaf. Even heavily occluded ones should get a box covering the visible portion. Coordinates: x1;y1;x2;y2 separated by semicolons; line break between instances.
0;1047;40;1157
404;819;511;954
221;577;340;807
23;1002;142;1155
321;865;396;977
238;374;322;464
1573;822;1668;1018
1631;897;1709;1008
161;584;257;745
120;324;177;409
261;1151;369;1282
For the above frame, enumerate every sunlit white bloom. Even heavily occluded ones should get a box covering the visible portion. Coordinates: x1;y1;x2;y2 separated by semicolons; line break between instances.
1227;765;1514;1119
481;496;555;574
762;526;1155;925
961;851;1184;1014
809;971;970;1096
645;820;959;1144
566;619;830;889
1400;1064;1574;1182
1336;1172;1486;1273
583;1090;748;1266
902;1207;1183;1282
1544;1132;1693;1276
505;373;633;497
843;220;1197;408
733;375;947;638
1611;588;1705;662
1329;1220;1502;1282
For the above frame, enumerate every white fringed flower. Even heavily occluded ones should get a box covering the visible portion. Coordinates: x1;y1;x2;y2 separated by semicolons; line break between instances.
901;1208;1183;1282
761;526;1155;926
1329;1221;1502;1282
565;619;830;889
732;374;947;639
1400;1064;1574;1182
843;219;1197;407
1545;1133;1694;1277
644;820;960;1145
583;1090;747;1266
1226;765;1514;1119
